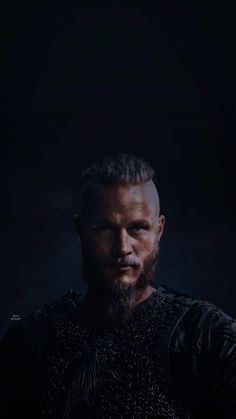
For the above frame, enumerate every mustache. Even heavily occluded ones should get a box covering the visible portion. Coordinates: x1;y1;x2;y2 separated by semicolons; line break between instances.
106;257;140;268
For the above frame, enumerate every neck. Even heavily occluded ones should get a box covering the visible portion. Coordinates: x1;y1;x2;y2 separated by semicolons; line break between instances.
134;285;156;304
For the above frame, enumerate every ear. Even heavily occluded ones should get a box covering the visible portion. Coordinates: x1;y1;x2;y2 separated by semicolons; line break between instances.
158;214;165;239
74;214;81;236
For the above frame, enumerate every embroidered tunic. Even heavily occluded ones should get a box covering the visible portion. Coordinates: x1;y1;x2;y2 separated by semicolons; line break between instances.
1;286;236;418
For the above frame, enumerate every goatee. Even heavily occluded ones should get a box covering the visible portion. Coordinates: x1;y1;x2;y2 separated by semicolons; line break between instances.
81;241;159;326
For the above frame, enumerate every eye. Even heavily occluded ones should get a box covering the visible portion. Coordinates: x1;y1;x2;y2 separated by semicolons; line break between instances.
129;225;148;234
131;226;143;232
92;225;112;233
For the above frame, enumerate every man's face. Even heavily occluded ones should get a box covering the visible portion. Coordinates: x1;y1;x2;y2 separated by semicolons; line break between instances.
76;181;165;296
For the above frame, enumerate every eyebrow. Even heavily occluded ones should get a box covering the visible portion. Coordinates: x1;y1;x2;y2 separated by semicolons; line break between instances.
91;219;113;226
91;219;152;228
128;220;151;228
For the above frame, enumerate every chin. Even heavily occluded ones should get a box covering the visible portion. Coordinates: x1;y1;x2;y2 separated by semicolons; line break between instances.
117;274;138;285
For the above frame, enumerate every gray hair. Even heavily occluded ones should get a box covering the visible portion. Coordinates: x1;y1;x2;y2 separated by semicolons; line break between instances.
78;153;157;216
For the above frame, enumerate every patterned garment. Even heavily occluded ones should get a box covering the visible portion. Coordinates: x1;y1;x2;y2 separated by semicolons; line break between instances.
1;286;236;418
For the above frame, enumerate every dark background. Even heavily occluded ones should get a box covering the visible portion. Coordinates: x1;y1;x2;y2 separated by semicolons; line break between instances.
1;2;235;333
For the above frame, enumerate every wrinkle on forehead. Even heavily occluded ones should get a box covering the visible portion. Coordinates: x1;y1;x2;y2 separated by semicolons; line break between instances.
96;180;160;218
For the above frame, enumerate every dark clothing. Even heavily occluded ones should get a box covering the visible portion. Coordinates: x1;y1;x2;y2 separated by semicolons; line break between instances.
1;286;236;418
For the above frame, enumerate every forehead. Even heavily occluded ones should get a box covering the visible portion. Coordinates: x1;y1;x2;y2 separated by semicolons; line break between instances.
89;181;160;220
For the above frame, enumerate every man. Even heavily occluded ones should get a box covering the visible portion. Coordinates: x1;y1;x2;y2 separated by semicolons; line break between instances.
1;153;236;418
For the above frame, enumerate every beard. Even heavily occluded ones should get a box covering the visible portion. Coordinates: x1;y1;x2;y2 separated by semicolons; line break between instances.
80;240;160;326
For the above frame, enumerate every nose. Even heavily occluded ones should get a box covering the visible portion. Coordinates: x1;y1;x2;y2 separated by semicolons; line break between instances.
113;228;132;257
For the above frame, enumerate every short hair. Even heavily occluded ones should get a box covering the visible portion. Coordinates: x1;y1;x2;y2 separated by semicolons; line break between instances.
77;153;157;217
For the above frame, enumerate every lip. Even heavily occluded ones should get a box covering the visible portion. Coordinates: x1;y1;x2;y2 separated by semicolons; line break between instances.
109;265;132;272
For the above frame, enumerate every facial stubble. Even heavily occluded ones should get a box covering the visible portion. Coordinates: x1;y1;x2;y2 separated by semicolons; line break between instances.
81;240;160;325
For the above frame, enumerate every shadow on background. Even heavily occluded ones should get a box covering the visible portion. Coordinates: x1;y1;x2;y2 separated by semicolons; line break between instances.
0;2;235;333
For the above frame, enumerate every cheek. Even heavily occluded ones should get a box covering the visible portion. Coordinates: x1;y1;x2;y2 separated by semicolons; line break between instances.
88;235;112;258
134;236;157;260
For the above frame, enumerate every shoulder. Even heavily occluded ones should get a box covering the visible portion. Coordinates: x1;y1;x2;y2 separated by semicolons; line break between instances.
157;285;204;306
31;289;82;321
157;284;234;324
157;284;216;322
162;285;236;365
157;285;236;353
165;288;236;413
